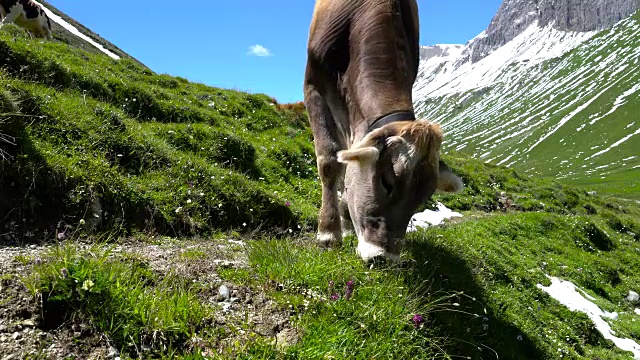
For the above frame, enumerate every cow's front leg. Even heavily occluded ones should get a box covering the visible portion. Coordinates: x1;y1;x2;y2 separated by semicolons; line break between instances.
315;154;344;246
339;187;354;237
305;81;344;247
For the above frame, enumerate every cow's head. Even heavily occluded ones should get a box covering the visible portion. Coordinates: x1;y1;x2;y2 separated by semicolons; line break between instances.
337;120;463;262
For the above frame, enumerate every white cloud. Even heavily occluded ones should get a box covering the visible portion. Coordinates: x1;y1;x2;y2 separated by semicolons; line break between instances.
247;44;273;57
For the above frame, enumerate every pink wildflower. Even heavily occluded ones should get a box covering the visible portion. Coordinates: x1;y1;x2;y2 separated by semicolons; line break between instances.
345;280;354;300
412;314;425;329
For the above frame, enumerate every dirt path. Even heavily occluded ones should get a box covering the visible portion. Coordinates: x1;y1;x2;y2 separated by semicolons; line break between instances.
0;237;294;359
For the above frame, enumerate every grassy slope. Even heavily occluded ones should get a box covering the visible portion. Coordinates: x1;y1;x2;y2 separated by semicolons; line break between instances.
415;11;640;199
0;25;319;241
1;19;640;360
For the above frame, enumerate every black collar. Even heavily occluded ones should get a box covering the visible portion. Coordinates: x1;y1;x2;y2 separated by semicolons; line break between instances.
367;111;416;132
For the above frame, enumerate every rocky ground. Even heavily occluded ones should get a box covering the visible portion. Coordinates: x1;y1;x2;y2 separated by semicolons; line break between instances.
0;237;297;359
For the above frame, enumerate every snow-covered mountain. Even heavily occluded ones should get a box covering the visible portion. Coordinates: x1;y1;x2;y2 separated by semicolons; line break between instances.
457;0;640;65
413;1;640;197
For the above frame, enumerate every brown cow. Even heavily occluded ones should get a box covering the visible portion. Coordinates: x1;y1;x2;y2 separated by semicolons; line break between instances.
304;0;463;262
0;0;52;40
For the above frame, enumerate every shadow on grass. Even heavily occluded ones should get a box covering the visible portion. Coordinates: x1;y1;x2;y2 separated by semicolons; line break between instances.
0;110;69;246
403;236;547;360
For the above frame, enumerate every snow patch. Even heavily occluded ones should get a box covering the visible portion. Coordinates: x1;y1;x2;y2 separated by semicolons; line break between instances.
586;127;640;160
588;82;640;126
32;0;120;60
537;276;640;359
407;202;462;232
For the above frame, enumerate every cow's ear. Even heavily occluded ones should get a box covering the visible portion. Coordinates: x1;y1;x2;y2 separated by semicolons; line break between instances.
436;160;463;193
337;147;379;164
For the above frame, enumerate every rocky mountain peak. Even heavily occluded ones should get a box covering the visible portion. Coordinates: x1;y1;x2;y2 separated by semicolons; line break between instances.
419;44;464;62
435;0;640;64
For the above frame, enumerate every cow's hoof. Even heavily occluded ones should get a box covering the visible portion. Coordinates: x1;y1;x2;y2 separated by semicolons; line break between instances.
356;240;399;263
316;232;342;248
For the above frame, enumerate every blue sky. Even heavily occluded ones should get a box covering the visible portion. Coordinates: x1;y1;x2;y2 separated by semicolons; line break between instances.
50;1;502;103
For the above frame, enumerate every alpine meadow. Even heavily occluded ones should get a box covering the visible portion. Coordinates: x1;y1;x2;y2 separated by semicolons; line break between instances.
1;0;640;359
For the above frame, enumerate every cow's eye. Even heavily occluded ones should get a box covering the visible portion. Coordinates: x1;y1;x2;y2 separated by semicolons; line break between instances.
381;173;394;195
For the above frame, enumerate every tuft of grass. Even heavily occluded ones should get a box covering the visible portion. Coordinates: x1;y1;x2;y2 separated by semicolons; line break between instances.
178;247;208;261
23;244;212;357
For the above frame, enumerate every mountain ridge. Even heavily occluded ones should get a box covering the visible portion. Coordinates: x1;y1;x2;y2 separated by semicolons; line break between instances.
413;4;640;199
458;0;640;64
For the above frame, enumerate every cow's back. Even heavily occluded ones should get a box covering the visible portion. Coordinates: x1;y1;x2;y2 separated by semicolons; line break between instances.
307;0;421;131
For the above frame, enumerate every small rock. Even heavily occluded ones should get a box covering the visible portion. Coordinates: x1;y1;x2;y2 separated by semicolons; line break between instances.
276;328;300;349
29;244;37;249
213;260;234;268
0;324;7;332
627;291;639;303
218;285;230;302
221;302;233;312
3;354;17;360
107;347;119;358
635;308;640;315
22;319;35;327
11;332;21;340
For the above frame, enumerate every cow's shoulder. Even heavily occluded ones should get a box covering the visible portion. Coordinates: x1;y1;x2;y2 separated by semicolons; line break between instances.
308;0;359;62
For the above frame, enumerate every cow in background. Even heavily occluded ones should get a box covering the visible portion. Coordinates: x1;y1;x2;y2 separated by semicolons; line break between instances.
304;0;463;262
0;0;52;39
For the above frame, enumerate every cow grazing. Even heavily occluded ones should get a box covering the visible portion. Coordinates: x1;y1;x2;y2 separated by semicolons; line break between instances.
0;0;52;39
304;0;463;262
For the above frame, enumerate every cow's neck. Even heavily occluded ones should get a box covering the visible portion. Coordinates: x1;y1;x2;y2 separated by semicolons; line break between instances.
343;75;416;143
350;108;416;145
368;110;416;132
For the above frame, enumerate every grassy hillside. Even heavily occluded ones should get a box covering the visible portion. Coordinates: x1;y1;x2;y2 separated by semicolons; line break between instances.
0;24;319;242
415;11;640;199
1;18;640;360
